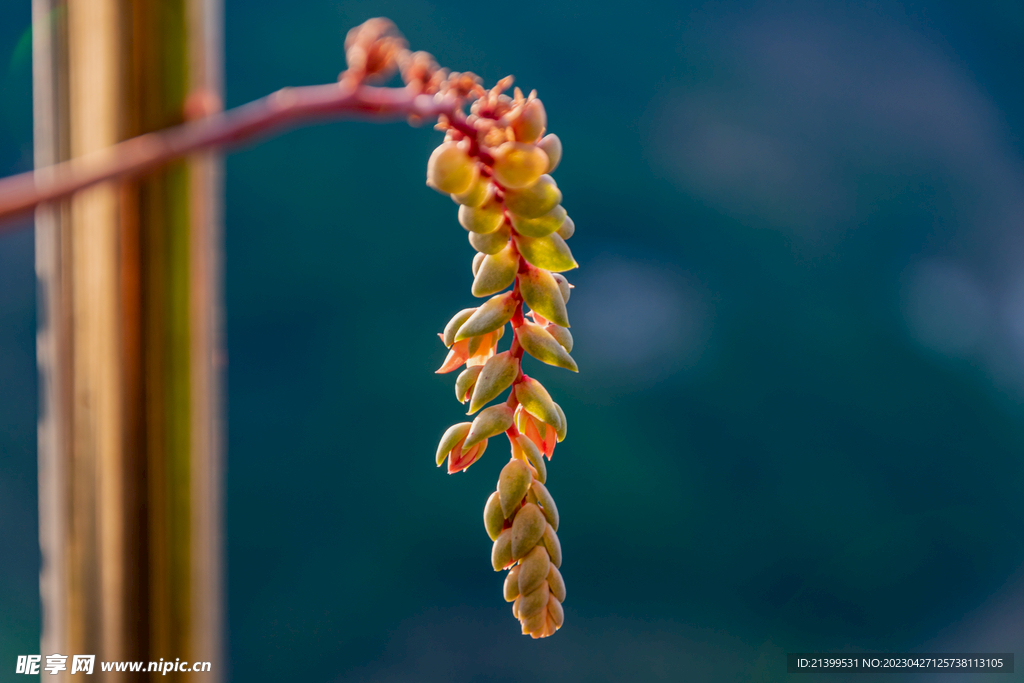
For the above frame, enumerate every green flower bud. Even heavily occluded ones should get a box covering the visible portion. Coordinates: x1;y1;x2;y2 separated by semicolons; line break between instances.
455;292;517;341
471;242;518;297
498;458;532;518
520;267;569;328
452;176;494;208
472;252;485;277
513;434;546;484
541;523;562;568
547;564;566;602
492;142;548;190
504;565;521;601
517;544;551;596
511;502;546;559
468;351;517;414
555;215;574;240
512;98;547;143
537;134;562;173
553;402;567;442
492;528;513;571
547;595;564;628
545;324;573;352
455;365;482;403
484;491;505;541
551;273;572;303
515;377;562;432
503;175;561;218
468;223;510;255
514;232;577;273
464;404;514;450
517;321;578;372
427;142;478;194
443;308;477;348
517;580;550;618
509;205;568;239
529;480;559;532
458;199;505;234
436;422;472;466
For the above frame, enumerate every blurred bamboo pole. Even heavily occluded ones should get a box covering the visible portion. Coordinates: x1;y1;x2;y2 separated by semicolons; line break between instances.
33;0;223;679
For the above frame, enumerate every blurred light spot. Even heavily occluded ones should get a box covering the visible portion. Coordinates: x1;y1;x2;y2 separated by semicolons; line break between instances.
903;260;991;356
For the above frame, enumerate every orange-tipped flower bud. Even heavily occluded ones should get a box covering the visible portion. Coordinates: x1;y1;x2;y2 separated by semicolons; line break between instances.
492;142;548;190
516;406;557;459
448;437;487;473
436;422;472;466
503;175;562;218
520;266;570;328
509;205;568;239
471;242;518;297
515;377;563;434
455;365;483;403
468;351;517;414
512;98;547;143
443;307;477;347
427;142;478;194
436;338;471;373
537;134;562;173
514;232;577;272
498;458;532;518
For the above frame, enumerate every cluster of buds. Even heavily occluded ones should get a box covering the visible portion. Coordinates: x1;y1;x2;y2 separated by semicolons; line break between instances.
429;79;576;638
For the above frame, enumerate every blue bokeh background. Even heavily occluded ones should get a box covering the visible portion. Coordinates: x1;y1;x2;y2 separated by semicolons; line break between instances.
2;1;1024;681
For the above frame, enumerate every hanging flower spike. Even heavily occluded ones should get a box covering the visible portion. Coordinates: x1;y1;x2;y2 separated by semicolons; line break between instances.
429;82;577;638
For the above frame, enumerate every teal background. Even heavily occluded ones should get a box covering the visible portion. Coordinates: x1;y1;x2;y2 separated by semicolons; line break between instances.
2;1;1024;681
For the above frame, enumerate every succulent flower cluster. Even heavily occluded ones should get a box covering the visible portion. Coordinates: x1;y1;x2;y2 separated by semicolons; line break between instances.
428;80;576;638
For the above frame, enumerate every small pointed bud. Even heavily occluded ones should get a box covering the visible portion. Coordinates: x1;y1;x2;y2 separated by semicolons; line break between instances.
518;580;550;618
464;404;514;450
517;322;578;372
471;242;518;297
472;252;485;277
491;528;513;571
512;595;522;619
455;292;517;341
545;324;573;352
504;565;521;601
547;564;566;602
555;215;575;240
427;142;477;194
443;308;477;348
529;480;559;531
436;422;472;466
520;267;569;327
515;377;562;431
467;328;496;358
552;273;572;303
537;134;562;173
498;458;532;518
514;232;577;273
511;502;546;559
455;365;483;403
521;608;547;635
514;434;546;484
448;437;486;473
553;402;567;442
541;523;562;567
492;142;548;190
517;545;551;595
468;351;517;413
458;199;505;234
484;491;505;541
436;338;470;373
512;98;547;143
547;595;564;628
468;223;510;255
509;205;567;239
452;176;494;208
503;175;561;218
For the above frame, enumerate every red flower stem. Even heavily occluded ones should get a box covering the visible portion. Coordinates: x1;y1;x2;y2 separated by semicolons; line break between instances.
0;81;467;228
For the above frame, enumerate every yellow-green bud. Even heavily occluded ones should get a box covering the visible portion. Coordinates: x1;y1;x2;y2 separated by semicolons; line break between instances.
517;321;578;372
443;308;477;348
518;580;549;618
492;528;513;571
515;377;562;432
512;98;547;143
452;176;494;208
556;215;574;240
509;205;568;239
529;480;559;532
551;273;572;303
455;292;517;341
484;491;505;541
545;324;573;352
514;232;577;273
458;199;505;234
504;565;521;601
472;252;485;277
547;564;566;602
436;422;472;466
492;142;548;190
541;523;561;567
464;404;514;450
553;402;567;442
468;223;510;255
517;544;551;595
427;142;478;194
455;365;482;403
511;502;546;559
503;175;561;218
498;458;532;518
468;351;517;414
471;241;518;297
513;434;546;484
520;267;569;328
547;595;564;628
537;134;562;173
